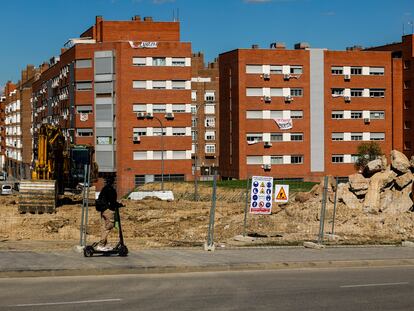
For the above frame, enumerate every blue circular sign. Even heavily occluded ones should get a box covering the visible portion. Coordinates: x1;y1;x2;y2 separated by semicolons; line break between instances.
252;201;258;207
266;188;271;194
265;202;271;208
266;195;271;201
252;194;258;201
253;181;259;187
267;182;272;188
253;188;258;194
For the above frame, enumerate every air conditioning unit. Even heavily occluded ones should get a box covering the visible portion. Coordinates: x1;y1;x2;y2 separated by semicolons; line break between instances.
136;112;146;119
344;74;351;81
283;74;291;81
146;112;154;119
133;135;141;142
165;112;175;120
263;96;272;103
284;95;293;103
344;96;351;103
263;164;271;171
364;118;370;124
264;141;272;148
263;73;270;80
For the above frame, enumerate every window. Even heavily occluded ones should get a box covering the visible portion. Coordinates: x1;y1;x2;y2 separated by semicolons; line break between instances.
270;133;283;141
370;111;385;119
270;111;283;118
351;154;359;163
351;133;363;141
246;133;263;143
246;65;263;74
133;128;147;136
246;111;262;119
290;88;303;97
95;82;112;95
404;61;410;69
351;111;363;119
331;133;344;141
351;89;363;97
404;141;411;150
332;88;344;96
76;128;93;137
370;133;385;141
153;80;166;90
205;117;215;127
95;57;113;75
133;151;147;160
171;80;186;89
332;155;344;163
172;57;186;66
404;101;411;109
153;128;166;136
205;131;216;140
205;91;215;102
404;81;411;89
350;67;362;75
270;65;282;74
204;104;215;114
270;88;283;96
152;57;166;66
369;67;384;75
153;151;167;159
76;105;93;114
291;155;303;164
133;104;146;112
205;144;216;153
404;121;411;129
191;91;197;102
369;89;385;97
76;81;92;91
153;104;166;113
271;156;283;164
133;80;146;89
290;66;303;74
290;111;303;119
75;59;92;68
192;117;197;127
172;151;187;159
191;105;197;114
331;66;343;75
172;104;186;113
172;128;186;136
96;136;112;144
247;156;263;165
246;88;263;96
191;130;197;141
132;57;146;66
332;111;344;119
290;133;303;141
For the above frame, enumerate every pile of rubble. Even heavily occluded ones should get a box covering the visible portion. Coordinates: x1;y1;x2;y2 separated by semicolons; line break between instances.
338;150;414;214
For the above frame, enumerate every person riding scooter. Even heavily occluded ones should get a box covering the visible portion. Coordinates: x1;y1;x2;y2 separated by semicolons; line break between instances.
96;176;123;251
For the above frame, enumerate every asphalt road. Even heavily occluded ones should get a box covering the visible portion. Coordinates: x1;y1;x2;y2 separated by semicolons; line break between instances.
0;266;413;311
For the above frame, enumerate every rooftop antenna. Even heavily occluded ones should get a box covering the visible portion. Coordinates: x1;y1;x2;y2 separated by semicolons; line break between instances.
177;8;179;21
409;21;414;34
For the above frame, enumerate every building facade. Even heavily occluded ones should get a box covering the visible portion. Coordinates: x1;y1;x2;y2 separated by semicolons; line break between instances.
219;43;401;180
32;16;192;195
0;94;5;170
191;52;219;178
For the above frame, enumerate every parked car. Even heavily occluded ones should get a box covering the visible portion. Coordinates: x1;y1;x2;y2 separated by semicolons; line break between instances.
1;184;12;195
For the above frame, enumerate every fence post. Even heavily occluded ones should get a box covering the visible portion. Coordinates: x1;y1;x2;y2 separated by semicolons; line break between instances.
318;176;328;244
331;177;338;235
243;177;250;237
205;172;217;251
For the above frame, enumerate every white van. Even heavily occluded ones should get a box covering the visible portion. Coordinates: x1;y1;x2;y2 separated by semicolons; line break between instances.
1;184;12;195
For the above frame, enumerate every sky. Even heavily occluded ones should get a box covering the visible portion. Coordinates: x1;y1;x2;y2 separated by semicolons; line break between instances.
0;0;413;92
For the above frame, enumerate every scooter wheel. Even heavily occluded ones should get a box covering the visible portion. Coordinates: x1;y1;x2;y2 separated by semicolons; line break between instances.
84;246;94;257
119;245;128;257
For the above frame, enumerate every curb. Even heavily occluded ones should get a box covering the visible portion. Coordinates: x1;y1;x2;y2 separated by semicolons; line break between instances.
2;258;414;278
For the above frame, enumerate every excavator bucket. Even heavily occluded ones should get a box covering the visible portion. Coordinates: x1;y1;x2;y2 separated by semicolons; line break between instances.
19;180;57;214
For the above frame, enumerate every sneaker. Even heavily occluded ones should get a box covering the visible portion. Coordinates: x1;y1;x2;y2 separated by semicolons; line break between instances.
96;245;112;252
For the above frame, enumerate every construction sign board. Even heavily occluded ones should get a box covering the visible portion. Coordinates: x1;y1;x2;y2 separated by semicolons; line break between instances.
274;185;289;203
250;176;273;214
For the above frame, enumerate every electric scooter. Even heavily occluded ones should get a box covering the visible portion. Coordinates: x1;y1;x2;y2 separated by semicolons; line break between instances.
84;204;128;257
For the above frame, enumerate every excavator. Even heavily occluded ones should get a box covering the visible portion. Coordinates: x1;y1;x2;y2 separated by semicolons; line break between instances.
19;124;98;213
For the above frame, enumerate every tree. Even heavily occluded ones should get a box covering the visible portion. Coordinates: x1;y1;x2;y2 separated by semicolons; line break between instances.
354;142;383;172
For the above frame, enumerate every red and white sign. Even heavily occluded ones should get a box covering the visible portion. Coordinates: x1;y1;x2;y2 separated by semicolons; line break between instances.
129;41;158;49
274;118;293;130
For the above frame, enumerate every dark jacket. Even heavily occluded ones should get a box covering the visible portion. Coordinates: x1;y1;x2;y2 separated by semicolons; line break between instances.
98;184;119;211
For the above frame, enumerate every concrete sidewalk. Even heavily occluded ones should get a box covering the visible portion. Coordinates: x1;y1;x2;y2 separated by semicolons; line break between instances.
0;245;414;278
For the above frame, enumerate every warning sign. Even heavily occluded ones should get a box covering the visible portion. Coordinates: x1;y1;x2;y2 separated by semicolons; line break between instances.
250;176;273;214
275;185;289;203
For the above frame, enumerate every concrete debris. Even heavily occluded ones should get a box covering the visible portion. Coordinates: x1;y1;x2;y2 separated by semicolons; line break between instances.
391;150;411;174
303;241;325;249
402;241;414;247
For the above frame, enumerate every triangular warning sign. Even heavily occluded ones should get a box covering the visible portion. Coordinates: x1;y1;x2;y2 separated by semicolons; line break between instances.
276;187;287;200
260;188;265;194
260;182;265;187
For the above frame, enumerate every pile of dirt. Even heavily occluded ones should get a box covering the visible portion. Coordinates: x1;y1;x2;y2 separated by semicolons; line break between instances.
1;178;413;251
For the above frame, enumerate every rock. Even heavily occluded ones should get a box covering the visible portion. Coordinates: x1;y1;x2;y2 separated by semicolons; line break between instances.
349;173;369;196
303;241;325;249
364;159;385;175
233;235;257;242
402;241;414;247
410;156;414;168
394;172;413;189
337;183;362;209
295;192;311;203
363;170;397;212
391;150;411;174
380;185;413;214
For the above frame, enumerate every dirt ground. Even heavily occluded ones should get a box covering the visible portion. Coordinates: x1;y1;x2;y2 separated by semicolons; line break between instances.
1;182;413;251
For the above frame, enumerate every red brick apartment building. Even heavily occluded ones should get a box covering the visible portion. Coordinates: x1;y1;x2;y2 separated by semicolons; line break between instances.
32;16;192;195
219;42;402;180
191;52;219;178
0;94;5;170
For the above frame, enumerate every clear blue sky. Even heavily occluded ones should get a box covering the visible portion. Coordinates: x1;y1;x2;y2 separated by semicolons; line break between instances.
1;0;413;91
